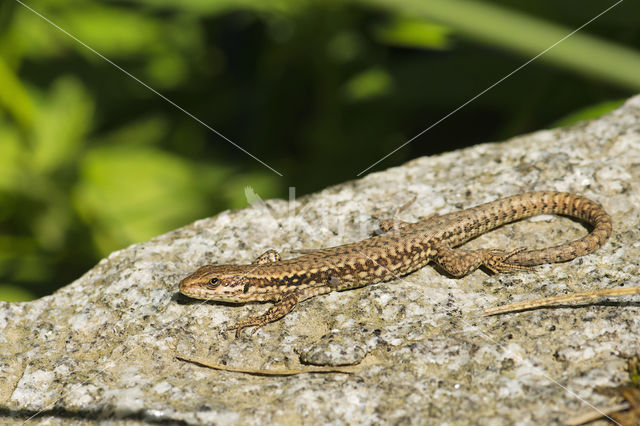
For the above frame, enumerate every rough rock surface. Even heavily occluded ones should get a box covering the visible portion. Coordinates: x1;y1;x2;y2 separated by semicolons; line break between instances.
2;96;640;425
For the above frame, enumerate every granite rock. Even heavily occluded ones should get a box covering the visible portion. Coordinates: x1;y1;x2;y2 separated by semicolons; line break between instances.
2;96;640;425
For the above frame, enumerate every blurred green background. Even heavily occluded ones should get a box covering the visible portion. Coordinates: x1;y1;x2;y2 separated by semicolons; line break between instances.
1;0;638;301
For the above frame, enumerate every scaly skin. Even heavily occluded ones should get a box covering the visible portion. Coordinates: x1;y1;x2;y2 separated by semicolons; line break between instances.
179;191;612;336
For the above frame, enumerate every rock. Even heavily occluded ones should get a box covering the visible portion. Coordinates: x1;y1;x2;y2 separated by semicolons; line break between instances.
2;96;640;424
299;331;368;366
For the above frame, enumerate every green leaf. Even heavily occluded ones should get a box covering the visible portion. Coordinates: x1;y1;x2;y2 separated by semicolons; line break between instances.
0;284;36;301
0;122;27;192
61;4;164;57
375;17;451;50
344;67;393;101
0;56;35;128
32;76;93;174
145;49;190;89
552;99;626;128
326;32;364;63
132;0;300;14
94;116;168;147
367;0;640;90
222;172;282;209
73;145;229;254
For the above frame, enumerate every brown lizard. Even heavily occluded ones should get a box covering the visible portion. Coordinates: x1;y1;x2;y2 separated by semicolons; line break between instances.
179;191;612;335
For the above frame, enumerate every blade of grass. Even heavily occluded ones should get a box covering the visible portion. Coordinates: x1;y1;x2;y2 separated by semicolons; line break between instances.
366;0;640;90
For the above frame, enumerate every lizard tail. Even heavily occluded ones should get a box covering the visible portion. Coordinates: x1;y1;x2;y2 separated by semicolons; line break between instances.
505;191;612;266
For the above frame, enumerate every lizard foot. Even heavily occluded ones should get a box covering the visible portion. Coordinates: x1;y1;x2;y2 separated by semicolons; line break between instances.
483;247;532;274
227;316;268;338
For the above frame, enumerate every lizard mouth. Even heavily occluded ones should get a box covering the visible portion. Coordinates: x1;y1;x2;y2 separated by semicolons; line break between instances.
178;277;210;299
178;278;239;302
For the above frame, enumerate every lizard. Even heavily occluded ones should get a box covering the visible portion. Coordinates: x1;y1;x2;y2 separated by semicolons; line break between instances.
178;191;612;336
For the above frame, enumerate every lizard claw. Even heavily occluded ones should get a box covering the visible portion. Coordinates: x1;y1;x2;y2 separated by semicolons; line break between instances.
227;318;266;338
484;247;532;274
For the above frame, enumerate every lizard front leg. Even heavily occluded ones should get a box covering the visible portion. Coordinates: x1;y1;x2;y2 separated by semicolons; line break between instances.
227;286;330;337
227;291;299;337
432;243;531;277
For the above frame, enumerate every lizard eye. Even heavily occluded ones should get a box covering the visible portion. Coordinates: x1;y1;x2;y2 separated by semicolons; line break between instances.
205;278;220;289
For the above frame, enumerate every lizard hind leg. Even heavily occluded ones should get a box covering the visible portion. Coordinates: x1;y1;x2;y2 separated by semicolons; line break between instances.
377;218;412;233
377;211;438;233
433;244;532;277
482;247;532;274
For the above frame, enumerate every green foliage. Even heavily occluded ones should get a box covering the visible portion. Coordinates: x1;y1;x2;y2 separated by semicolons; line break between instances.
344;67;393;101
553;99;626;127
375;17;451;50
1;0;639;300
0;284;34;302
75;144;217;254
369;0;640;90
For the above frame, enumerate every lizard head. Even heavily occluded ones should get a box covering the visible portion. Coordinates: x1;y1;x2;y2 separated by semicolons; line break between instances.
179;264;255;302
